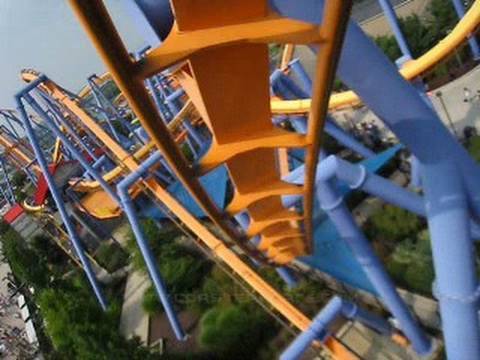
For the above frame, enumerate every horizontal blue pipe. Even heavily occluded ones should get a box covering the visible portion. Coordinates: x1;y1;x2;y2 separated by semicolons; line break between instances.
16;96;107;310
281;296;392;360
16;74;47;96
117;150;186;341
317;155;425;216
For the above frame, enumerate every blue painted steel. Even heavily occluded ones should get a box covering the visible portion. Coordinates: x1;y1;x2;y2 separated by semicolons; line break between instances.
143;166;228;220
334;21;480;357
317;180;431;354
120;0;161;46
451;0;480;60
163;88;204;149
146;76;170;123
288;58;313;95
281;296;392;360
132;0;174;41
284;146;401;293
16;96;107;310
23;94;121;206
325;119;375;158
87;75;141;146
422;160;480;358
275;267;298;289
88;78;122;143
317;155;425;216
35;90;99;161
271;69;374;159
378;0;412;59
117;150;186;341
0;157;15;204
336;22;480;216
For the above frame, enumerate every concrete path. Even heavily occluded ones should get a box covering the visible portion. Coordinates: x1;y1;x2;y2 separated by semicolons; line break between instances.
119;270;151;344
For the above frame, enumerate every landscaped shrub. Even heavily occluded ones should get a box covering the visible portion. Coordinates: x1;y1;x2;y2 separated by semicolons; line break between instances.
198;304;275;360
364;205;423;251
386;231;435;295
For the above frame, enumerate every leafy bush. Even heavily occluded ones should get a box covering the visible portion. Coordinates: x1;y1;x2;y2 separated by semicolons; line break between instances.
38;278;162;360
127;221;209;314
387;231;435;294
365;205;423;249
142;286;162;316
95;242;128;273
198;304;275;360
1;228;50;289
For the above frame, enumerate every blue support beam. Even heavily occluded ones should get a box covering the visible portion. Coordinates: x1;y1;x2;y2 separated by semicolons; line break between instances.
16;94;107;310
281;296;392;360
451;0;480;60
378;0;413;59
117;150;186;341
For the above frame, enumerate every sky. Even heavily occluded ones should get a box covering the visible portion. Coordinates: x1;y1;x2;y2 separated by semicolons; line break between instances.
0;0;145;109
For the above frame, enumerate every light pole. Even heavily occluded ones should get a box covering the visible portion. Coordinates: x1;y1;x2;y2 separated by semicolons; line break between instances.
436;91;459;138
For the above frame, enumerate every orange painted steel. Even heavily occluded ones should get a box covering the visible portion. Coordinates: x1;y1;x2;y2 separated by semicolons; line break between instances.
68;0;269;264
68;1;358;357
0;131;39;174
303;1;352;252
280;44;295;70
174;44;306;263
67;0;351;263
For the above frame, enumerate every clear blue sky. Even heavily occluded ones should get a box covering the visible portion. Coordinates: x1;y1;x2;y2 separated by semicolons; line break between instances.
0;0;145;109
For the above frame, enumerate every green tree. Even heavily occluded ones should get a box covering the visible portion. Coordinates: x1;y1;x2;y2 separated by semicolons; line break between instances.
38;279;162;360
374;35;401;62
428;0;458;39
1;228;50;289
365;205;423;248
400;15;437;58
199;304;275;359
387;231;435;294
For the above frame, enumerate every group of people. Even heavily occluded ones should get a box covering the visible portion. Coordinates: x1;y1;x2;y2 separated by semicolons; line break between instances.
463;87;480;103
351;120;387;150
0;274;37;358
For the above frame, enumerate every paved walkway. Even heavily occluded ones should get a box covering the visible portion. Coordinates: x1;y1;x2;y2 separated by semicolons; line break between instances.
119;270;150;344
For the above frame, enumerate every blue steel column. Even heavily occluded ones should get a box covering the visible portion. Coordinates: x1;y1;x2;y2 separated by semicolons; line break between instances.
317;181;431;354
335;21;480;215
16;96;107;310
117;151;186;341
281;296;392;360
423;160;480;359
378;0;412;59
451;0;480;60
271;2;480;211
